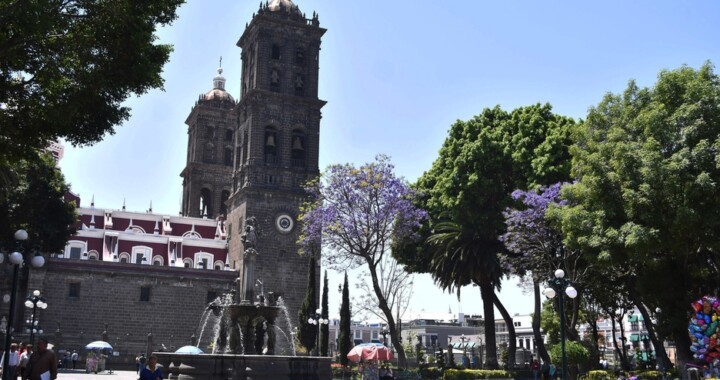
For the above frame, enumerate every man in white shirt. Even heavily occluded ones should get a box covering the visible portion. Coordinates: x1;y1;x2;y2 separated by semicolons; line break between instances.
18;345;32;379
3;343;19;380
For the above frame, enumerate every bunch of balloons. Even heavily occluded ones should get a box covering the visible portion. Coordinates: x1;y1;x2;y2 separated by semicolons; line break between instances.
689;296;720;362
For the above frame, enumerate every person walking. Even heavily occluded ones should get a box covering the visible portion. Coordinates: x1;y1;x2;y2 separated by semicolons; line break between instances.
24;338;57;380
18;345;32;380
70;351;77;370
138;354;163;380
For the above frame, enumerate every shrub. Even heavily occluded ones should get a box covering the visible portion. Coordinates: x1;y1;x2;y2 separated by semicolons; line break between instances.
586;369;613;380
443;368;511;379
420;366;443;379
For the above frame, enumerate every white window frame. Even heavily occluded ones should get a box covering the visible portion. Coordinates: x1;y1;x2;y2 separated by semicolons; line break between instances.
64;240;88;260
132;246;152;265
194;252;213;270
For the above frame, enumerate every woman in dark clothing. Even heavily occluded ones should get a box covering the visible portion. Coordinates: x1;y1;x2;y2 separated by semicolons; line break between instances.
138;355;163;380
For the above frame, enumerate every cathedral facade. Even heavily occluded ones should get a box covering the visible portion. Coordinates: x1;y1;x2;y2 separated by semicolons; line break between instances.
0;0;324;368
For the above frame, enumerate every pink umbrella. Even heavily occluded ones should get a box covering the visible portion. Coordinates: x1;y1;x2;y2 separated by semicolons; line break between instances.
347;343;394;362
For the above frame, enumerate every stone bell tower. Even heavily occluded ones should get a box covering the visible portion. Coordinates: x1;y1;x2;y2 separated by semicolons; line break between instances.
226;0;326;318
180;65;237;219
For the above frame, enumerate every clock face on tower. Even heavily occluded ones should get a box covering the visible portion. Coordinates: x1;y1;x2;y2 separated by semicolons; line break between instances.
275;213;294;234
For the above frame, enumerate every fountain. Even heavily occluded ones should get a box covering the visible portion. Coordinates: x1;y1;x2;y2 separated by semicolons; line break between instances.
154;217;331;379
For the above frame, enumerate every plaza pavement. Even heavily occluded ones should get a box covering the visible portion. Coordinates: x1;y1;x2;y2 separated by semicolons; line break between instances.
56;369;139;380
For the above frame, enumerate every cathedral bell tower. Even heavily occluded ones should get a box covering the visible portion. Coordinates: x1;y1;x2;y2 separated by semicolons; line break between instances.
180;66;237;219
226;0;326;317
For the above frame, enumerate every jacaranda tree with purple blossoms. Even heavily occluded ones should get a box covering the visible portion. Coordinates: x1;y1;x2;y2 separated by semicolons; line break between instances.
299;154;426;367
501;182;583;364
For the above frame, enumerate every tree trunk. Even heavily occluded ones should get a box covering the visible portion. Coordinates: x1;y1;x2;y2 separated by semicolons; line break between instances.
494;292;516;369
480;282;499;369
532;279;551;364
367;260;407;367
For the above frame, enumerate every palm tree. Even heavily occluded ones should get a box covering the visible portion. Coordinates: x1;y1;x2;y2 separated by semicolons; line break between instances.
426;219;512;369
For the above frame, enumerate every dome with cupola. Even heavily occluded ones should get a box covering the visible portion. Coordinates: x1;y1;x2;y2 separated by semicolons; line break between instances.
267;0;302;16
203;67;234;102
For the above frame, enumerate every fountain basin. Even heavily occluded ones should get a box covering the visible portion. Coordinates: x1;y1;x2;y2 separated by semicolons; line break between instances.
155;352;332;380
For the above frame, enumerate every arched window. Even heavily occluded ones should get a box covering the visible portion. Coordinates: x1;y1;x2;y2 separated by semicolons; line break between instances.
132;246;152;265
200;188;213;218
64;240;88;260
194;252;213;270
152;255;164;266
220;190;230;216
294;74;304;96
203;142;216;163
183;258;193;268
271;44;281;60
264;127;278;164
119;252;131;263
291;130;306;166
225;129;233;141
224;147;233;166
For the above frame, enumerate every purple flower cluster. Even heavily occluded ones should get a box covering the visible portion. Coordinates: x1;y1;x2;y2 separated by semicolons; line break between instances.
299;155;427;268
500;182;568;274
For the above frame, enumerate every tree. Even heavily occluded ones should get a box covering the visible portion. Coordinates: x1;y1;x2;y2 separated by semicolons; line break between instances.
320;270;329;356
353;255;413;327
500;184;586;364
299;154;426;367
554;62;720;370
1;152;77;253
297;257;317;353
338;272;352;367
0;0;184;162
548;340;590;380
396;104;576;368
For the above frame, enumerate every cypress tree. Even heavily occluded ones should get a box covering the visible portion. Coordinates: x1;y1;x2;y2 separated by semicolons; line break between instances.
320;270;329;356
339;272;352;366
298;256;317;353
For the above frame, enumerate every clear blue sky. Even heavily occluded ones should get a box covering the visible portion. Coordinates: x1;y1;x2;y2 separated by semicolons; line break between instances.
59;1;720;319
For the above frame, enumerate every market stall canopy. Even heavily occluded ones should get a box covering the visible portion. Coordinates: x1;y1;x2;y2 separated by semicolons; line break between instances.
347;343;394;362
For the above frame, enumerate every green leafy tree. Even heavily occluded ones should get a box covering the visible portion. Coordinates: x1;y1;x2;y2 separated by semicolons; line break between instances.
298;257;318;353
320;270;329;356
396;104;575;369
554;62;720;370
338;272;352;366
1;152;77;252
548;340;590;380
0;0;184;162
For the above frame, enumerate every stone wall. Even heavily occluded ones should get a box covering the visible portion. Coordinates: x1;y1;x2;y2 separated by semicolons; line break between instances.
8;258;237;369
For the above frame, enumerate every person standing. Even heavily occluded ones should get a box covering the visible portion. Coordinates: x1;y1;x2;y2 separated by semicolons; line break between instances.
18;345;32;380
24;338;57;380
531;359;540;380
137;354;146;374
4;343;19;380
138;354;162;380
70;351;77;370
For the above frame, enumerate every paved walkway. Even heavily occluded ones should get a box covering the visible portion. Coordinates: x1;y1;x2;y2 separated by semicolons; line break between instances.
57;369;139;380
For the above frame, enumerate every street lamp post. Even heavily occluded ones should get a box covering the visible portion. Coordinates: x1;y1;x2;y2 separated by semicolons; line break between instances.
1;229;45;379
24;290;47;345
543;269;577;380
308;308;328;356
